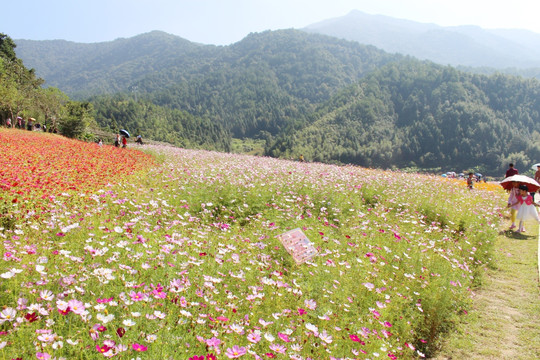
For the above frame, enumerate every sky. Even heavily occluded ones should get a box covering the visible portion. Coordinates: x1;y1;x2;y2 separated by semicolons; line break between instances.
4;0;540;45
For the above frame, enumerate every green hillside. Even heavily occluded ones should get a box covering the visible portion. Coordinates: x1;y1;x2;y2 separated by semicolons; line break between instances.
12;30;540;175
269;60;540;175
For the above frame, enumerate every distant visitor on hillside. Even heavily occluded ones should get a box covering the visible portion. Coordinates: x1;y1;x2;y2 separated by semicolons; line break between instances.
467;172;474;189
299;154;304;162
505;163;518;178
122;136;127;148
114;134;120;147
135;135;144;145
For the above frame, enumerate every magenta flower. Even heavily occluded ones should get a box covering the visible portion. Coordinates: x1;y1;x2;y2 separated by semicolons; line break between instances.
96;297;114;303
96;344;111;353
132;343;148;352
225;345;247;358
129;291;147;302
349;334;365;345
36;353;51;360
189;356;204;360
278;332;290;342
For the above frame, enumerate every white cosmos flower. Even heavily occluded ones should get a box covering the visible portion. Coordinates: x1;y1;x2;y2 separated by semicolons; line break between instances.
319;330;333;344
39;290;54;301
0;271;15;279
122;319;136;327
305;323;318;334
96;313;115;324
36;265;47;274
0;308;17;323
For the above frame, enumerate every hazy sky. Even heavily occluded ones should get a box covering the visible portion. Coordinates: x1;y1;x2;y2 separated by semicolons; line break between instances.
4;0;540;45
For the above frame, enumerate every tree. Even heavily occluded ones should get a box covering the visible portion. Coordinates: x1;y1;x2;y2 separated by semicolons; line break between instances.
59;101;94;138
0;33;17;61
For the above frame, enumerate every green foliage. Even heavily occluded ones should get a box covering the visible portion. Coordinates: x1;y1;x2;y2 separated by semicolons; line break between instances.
0;33;17;61
58;101;93;138
12;30;540;175
91;94;231;151
269;61;540;176
0;33;92;135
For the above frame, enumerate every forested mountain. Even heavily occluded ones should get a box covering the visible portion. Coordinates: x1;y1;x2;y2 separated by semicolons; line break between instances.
16;30;401;139
11;29;540;176
14;30;397;100
268;60;540;174
15;31;218;97
304;10;540;73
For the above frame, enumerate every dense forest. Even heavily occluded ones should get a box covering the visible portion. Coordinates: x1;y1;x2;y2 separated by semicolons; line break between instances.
11;30;540;176
1;33;230;150
268;60;540;174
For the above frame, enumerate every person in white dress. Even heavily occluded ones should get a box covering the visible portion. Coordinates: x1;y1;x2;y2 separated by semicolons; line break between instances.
508;184;540;232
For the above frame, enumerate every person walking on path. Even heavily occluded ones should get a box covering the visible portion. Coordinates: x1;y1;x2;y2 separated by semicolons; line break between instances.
121;135;127;148
508;184;540;232
533;165;540;201
507;182;520;230
505;163;518;178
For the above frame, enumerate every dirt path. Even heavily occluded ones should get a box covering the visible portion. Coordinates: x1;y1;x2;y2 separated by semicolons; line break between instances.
432;223;540;359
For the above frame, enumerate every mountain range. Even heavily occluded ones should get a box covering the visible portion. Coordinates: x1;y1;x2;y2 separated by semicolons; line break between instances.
9;13;540;176
304;10;540;70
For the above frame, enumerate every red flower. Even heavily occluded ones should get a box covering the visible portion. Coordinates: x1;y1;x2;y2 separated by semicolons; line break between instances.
25;312;38;323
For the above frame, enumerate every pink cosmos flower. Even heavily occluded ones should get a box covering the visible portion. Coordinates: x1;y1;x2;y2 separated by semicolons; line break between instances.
278;332;290;342
349;334;365;345
304;299;317;310
96;344;111;353
96;297;114;303
247;332;261;343
269;343;287;353
67;299;85;315
132;343;148;352
206;337;221;348
225;345;247;358
36;353;51;360
129;291;147;302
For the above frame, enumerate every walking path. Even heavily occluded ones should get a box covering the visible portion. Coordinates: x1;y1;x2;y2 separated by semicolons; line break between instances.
433;222;540;359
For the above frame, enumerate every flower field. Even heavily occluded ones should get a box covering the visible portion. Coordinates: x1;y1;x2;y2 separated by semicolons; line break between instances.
0;129;507;359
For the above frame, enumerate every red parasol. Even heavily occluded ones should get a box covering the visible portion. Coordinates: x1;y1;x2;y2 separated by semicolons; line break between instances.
500;174;540;192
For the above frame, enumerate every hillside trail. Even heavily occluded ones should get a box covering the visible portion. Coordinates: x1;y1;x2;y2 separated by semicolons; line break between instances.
432;219;540;360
